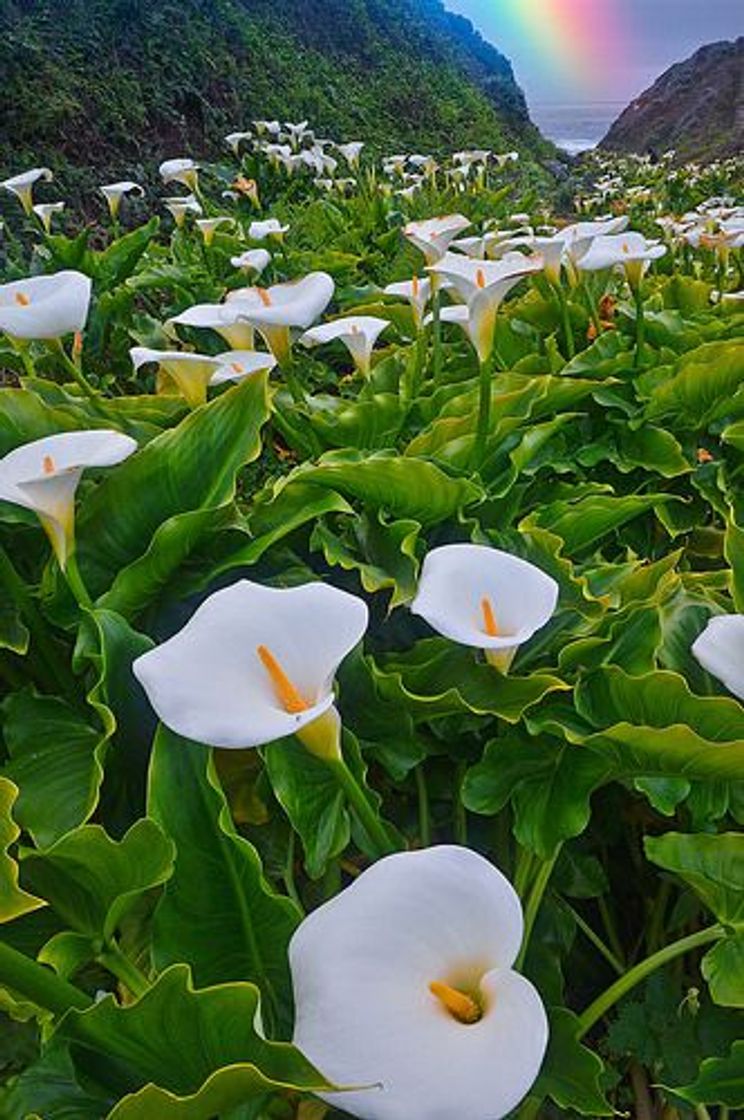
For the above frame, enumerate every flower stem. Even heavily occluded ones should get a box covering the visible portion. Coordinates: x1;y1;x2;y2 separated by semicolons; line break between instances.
516;851;559;969
633;286;646;369
557;286;575;359
557;898;625;976
0;939;91;1017
430;289;443;381
63;551;94;610
50;338;97;398
415;763;432;847
472;349;495;469
97;942;149;1000
327;756;396;858
577;925;724;1039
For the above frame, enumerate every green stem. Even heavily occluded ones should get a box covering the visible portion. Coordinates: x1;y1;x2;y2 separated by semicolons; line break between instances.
557;898;625;976
9;338;37;378
516;852;559;969
97;942;149;1000
453;762;468;845
415;763;432;847
327;756;396;858
431;288;443;381
515;1095;542;1120
598;893;626;967
50;339;97;398
0;939;92;1017
514;847;534;900
63;551;94;610
472;349;495;470
283;829;304;913
557;286;575;359
633;286;646;369
577;925;724;1038
695;1108;712;1120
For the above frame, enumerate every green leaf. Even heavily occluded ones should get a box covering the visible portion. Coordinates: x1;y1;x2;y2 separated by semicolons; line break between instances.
311;511;420;608
310;392;407;449
294;450;481;524
148;729;300;1036
75;372;271;600
669;1040;744;1108
527;493;673;554
533;1007;612;1115
54;966;334;1103
0;778;43;923
701;933;744;1008
724;513;744;612
645;340;744;428
89;218;159;291
2;691;105;849
0;1044;109;1120
20;819;174;942
644;832;744;927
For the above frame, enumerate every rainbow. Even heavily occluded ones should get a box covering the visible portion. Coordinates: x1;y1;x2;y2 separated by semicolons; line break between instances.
487;0;628;93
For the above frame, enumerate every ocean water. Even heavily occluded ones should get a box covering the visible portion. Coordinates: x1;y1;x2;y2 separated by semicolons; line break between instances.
530;102;627;155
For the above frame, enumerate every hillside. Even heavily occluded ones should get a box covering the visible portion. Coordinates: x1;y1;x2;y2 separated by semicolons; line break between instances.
0;0;544;187
601;37;744;163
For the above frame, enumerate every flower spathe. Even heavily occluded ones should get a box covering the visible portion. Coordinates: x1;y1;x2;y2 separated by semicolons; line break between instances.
232;272;335;366
100;181;144;220
210;349;277;385
383;276;432;330
129;347;226;409
291;845;548;1120
410;544;559;671
0;430;137;568
133;579;368;757
0;271;92;341
167;301;257;351
577;232;667;290
231;248;271;277
404;214;471;265
163;194;202;227
1;167;53;215
159;158;199;191
691;615;744;702
249;218;289;241
32;202;65;234
300;315;389;377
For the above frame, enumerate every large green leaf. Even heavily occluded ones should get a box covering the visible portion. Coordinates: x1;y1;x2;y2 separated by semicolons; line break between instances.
54;965;334;1101
1;691;105;849
75;372;271;599
20;819;174;942
645;340;744;428
644;832;744;927
0;777;43;923
668;1040;744;1108
147;729;300;1037
701;934;744;1008
533;1007;612;1116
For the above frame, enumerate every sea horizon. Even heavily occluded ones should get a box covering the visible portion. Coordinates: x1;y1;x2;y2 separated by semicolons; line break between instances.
530;100;628;154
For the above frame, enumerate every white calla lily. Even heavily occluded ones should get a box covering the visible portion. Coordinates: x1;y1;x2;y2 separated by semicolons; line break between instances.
411;544;559;671
248;218;289;241
225;131;253;156
577;232;666;290
129;347;225;408
231;248;271;276
100;181;144;220
231;272;335;366
557;216;630;269
404;214;471;265
0;430;136;570
691;615;744;701
159;158;199;191
383;276;431;329
300;315;389;377
1;168;53;215
336;141;364;168
32;202;65;234
291;845;548;1120
133;579;368;758
210;349;277;384
0;271;92;341
163;194;202;227
195;215;234;246
167;302;257;350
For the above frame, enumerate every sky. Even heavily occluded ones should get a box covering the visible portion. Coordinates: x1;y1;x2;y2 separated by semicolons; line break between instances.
444;0;743;106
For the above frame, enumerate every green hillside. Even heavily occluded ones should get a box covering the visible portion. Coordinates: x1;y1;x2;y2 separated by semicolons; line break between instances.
0;0;546;187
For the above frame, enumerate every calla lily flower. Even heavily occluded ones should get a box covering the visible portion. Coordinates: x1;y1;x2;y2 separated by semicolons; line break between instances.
248;218;289;242
300;315;389;377
163;194;202;227
557;216;629;269
100;181;144;220
336;141;364;168
0;430;136;568
225;131;253;156
410;544;559;671
210;349;277;384
0;272;92;342
129;347;225;409
133;580;368;759
1;168;53;215
32;202;65;234
578;232;666;290
167;301;257;351
231;248;271;277
231;272;335;366
291;845;548;1120
195;216;234;246
691;615;744;701
383;276;432;329
404;215;471;265
159;158;199;191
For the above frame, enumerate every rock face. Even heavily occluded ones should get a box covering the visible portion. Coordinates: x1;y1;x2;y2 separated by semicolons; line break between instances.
0;0;541;182
601;38;744;163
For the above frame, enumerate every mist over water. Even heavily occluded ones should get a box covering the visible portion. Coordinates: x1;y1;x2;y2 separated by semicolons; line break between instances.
530;102;627;154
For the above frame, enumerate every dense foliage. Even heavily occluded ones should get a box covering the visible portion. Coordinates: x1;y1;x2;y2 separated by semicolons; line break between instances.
0;129;742;1120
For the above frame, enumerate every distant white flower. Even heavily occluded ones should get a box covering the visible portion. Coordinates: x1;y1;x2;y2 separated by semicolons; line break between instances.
301;315;389;377
163;194;202;228
1;168;53;215
383;276;432;330
225;131;253;156
32;202;65;234
404;215;471;265
411;544;559;671
231;248;271;276
195;216;234;246
99;181;144;221
336;141;364;168
159;158;199;191
691;615;744;701
291;845;548;1120
577;232;666;290
211;349;277;384
0;430;136;567
248;218;289;242
0;272;91;341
